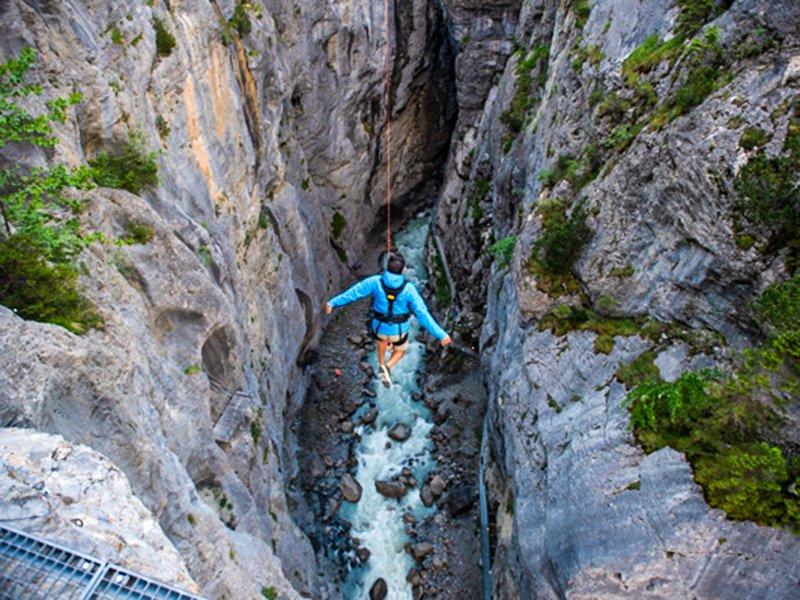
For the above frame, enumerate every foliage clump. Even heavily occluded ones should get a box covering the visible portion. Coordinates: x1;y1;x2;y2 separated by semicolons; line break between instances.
330;210;346;239
230;2;253;38
500;44;549;136
120;221;155;245
734;110;800;262
572;0;592;29
89;131;158;194
153;17;176;57
529;198;591;277
538;148;600;190
739;126;770;150
490;235;516;268
616;351;660;387
0;48;101;333
624;275;800;531
539;303;647;354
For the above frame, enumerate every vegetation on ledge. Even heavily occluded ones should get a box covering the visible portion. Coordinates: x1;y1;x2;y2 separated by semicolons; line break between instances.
0;49;102;334
624;274;800;532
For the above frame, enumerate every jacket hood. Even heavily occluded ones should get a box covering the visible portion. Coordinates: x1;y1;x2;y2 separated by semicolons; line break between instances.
381;270;405;287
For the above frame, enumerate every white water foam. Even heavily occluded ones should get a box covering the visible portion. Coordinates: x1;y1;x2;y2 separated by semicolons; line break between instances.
340;215;436;599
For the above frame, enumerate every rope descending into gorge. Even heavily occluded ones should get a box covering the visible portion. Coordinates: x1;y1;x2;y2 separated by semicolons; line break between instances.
383;0;394;251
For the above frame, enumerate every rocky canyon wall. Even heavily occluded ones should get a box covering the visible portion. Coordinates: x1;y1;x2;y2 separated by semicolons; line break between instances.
0;0;454;597
435;0;800;597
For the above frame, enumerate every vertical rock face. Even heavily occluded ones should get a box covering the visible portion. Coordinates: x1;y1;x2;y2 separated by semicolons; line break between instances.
436;0;800;598
0;0;455;597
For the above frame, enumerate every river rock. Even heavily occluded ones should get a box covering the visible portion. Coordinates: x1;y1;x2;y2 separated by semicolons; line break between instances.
420;485;435;507
429;475;446;497
445;486;474;517
364;388;377;398
357;547;371;563
388;422;412;441
409;542;435;561
341;421;354;434
348;335;363;346
369;577;388;600
339;474;362;503
361;408;378;425
374;480;407;499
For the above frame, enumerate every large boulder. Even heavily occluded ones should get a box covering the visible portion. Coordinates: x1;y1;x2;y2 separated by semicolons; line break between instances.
388;422;412;442
374;480;407;499
339;474;362;503
369;577;388;600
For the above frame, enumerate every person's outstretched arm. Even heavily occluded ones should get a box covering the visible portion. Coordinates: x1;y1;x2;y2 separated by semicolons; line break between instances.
408;285;451;346
325;276;377;314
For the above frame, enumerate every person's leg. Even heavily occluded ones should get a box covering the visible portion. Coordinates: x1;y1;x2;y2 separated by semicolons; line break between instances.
376;338;390;366
386;348;405;370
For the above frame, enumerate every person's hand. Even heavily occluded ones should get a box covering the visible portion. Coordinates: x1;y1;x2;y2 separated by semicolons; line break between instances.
440;335;452;347
324;302;333;315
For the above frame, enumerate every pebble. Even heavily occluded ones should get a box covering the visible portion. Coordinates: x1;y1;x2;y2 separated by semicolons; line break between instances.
409;542;435;561
361;407;378;425
388;422;412;442
429;474;446;497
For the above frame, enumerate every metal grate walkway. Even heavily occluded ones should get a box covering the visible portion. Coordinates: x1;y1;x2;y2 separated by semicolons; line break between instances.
0;525;205;599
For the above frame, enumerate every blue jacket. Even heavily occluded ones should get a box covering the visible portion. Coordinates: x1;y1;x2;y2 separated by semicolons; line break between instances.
329;271;447;340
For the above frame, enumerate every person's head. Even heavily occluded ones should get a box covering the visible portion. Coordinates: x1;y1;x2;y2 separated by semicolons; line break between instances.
386;251;405;274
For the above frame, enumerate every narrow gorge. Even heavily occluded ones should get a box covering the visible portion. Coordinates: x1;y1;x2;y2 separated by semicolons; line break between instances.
0;1;798;599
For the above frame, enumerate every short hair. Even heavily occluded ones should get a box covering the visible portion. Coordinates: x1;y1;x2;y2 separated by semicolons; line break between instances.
387;252;405;274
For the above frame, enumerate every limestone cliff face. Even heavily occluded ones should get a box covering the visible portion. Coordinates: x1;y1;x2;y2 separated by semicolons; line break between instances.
0;0;454;597
436;0;800;597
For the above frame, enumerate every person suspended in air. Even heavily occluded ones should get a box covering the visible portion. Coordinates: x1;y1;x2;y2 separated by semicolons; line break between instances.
325;251;451;388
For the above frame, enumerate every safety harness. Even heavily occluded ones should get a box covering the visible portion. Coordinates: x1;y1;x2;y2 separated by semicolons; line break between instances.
367;279;411;345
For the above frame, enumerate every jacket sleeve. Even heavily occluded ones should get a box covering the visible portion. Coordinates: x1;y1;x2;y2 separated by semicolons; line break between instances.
329;276;376;308
408;284;447;340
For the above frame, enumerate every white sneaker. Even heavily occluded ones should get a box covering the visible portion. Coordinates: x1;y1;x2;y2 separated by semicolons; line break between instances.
379;365;392;388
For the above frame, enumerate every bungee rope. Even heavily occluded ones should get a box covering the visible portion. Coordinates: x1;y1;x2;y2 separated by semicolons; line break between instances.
383;0;393;252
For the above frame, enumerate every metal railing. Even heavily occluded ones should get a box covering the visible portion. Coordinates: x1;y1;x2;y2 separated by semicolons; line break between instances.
0;525;204;599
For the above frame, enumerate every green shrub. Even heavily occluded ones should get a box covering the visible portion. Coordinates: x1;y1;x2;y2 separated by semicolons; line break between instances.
155;114;170;139
695;443;798;527
250;419;262;445
609;264;634;278
739;126;770;150
624;274;800;531
261;587;277;600
572;0;591;29
331;210;346;239
605;123;643;152
676;0;729;37
622;34;685;87
500;45;548;134
490;235;516;268
539;303;644;353
153;17;176;57
121;221;155;245
184;364;202;375
0;49;101;332
734;118;800;252
625;369;718;442
616;351;660;388
89;132;158;194
111;27;124;45
531;200;591;276
230;2;252;37
0;235;102;334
